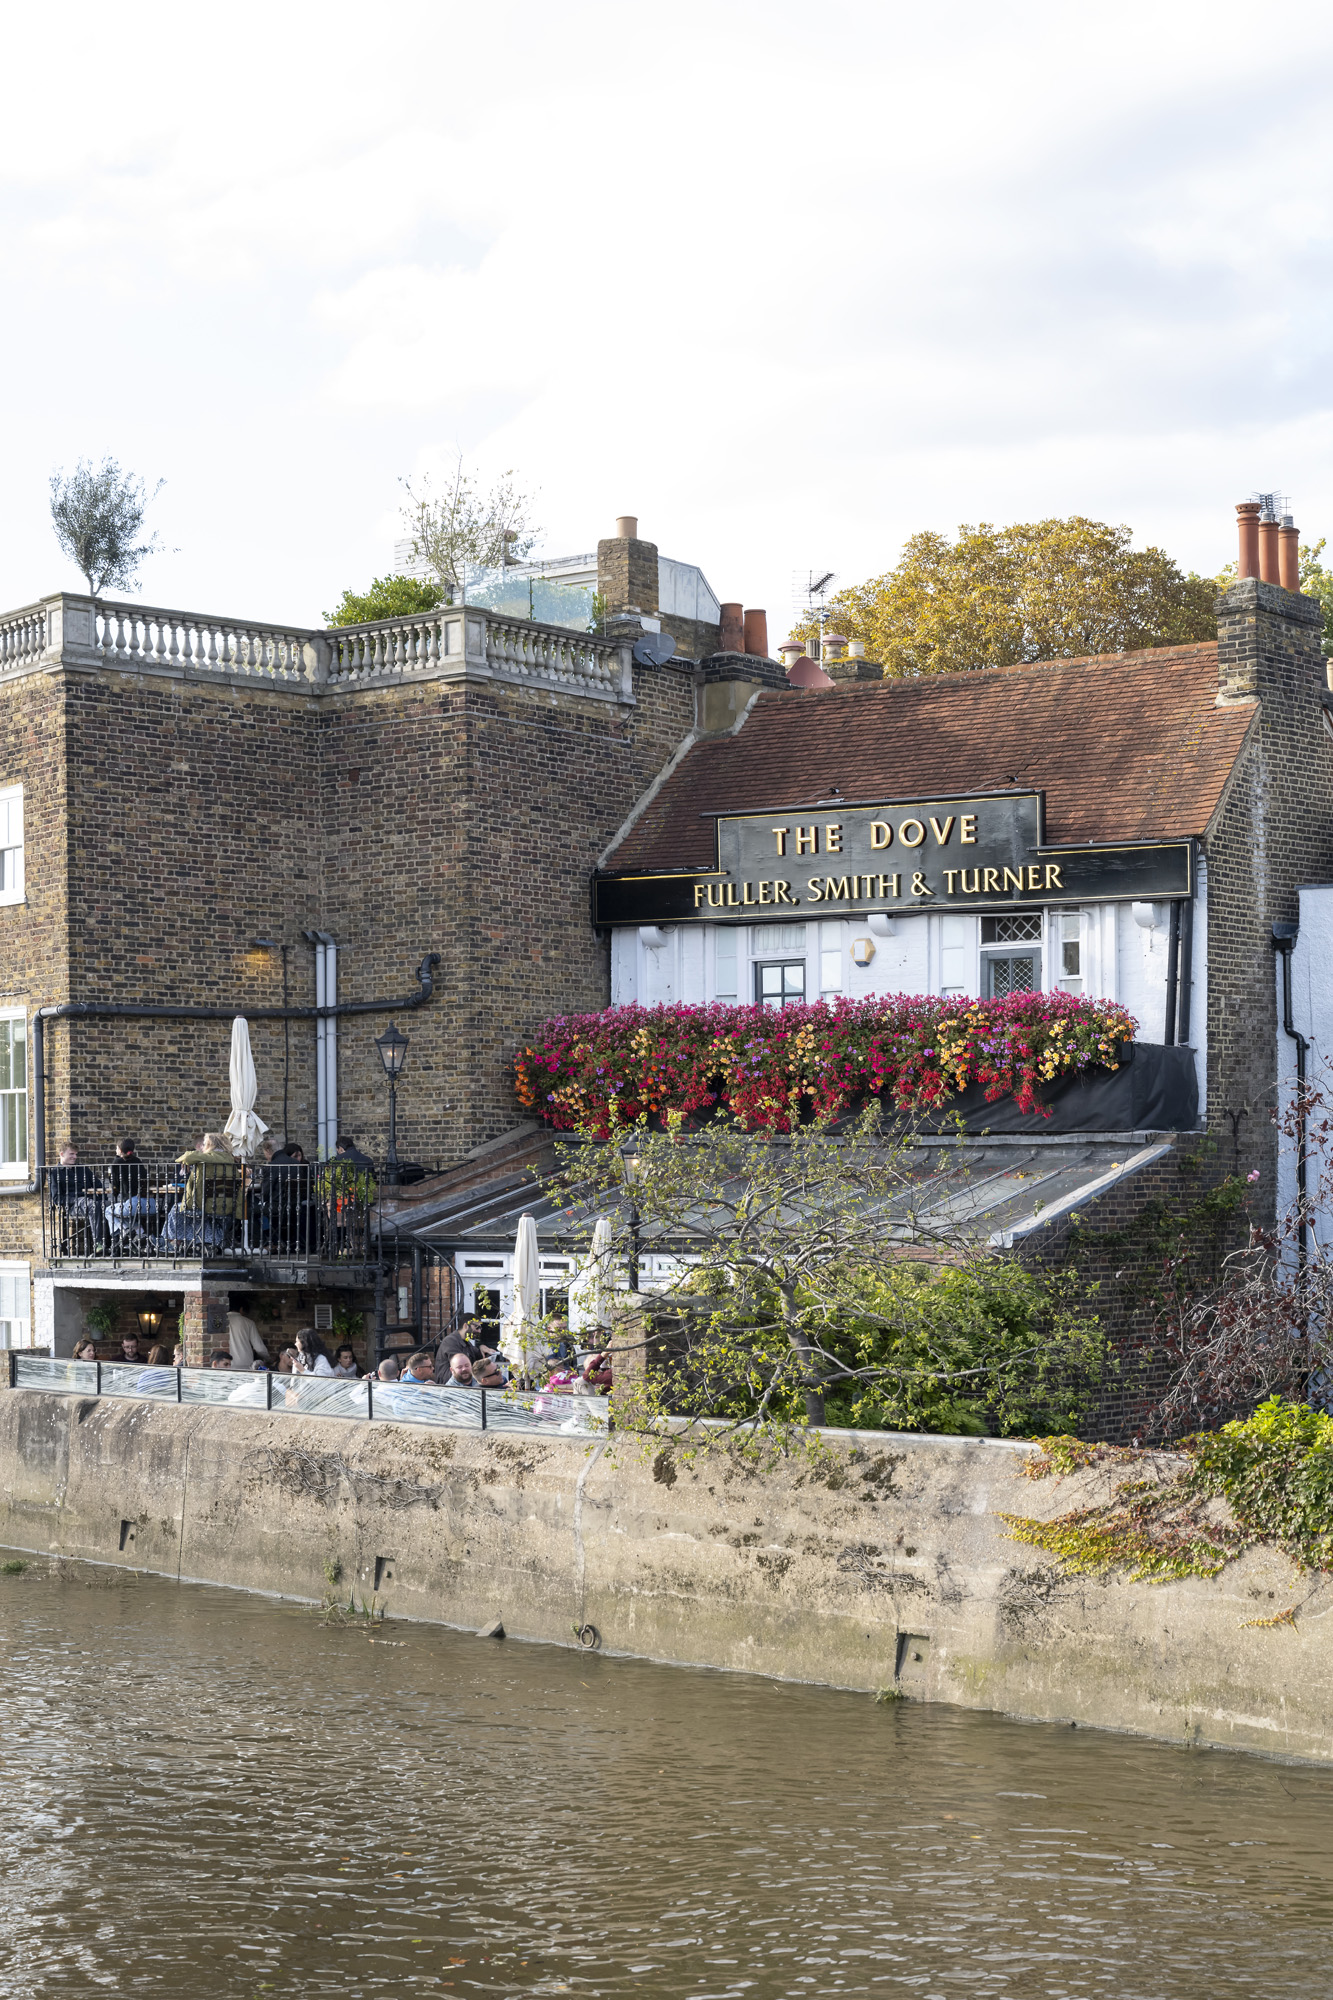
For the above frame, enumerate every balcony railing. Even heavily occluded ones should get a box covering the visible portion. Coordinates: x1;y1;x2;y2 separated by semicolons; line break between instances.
41;1158;379;1267
1;594;635;705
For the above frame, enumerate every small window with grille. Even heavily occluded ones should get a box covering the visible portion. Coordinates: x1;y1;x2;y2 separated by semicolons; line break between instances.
980;912;1041;999
756;961;806;1010
0;1264;30;1348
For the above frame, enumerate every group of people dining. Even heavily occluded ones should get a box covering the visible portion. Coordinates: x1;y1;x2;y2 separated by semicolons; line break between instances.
49;1134;377;1257
71;1298;614;1405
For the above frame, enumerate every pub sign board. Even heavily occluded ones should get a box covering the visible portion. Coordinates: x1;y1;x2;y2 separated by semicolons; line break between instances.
593;791;1194;926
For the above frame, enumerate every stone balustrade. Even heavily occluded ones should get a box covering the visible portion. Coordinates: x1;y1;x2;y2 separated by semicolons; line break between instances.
0;594;635;704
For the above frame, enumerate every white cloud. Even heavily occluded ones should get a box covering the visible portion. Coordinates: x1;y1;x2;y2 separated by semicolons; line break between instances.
3;0;1333;631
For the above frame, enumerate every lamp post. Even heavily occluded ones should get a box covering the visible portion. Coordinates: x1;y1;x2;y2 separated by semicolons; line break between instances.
136;1306;163;1346
619;1137;642;1293
374;1021;410;1186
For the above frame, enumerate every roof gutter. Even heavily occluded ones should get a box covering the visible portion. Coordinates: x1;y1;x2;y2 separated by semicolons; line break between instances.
31;950;440;1171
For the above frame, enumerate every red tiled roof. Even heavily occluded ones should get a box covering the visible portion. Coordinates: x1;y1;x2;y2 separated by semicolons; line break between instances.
607;642;1253;871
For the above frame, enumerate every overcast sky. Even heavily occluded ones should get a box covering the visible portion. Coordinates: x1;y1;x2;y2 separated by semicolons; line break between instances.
3;0;1332;638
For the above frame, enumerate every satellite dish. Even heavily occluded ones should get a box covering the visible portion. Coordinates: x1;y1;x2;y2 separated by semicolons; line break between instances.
632;630;677;667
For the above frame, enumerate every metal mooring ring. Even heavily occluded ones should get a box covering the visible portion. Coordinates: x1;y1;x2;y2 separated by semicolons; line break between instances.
576;1623;601;1650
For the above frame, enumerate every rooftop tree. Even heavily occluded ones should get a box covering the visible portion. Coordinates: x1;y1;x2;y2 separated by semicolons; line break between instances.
399;455;539;606
49;457;166;599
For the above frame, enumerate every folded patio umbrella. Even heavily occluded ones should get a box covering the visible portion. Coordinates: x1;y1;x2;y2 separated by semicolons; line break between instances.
223;1016;269;1159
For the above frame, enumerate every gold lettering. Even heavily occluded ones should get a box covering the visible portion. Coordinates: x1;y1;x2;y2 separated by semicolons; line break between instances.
877;873;896;898
795;825;818;854
870;820;892;849
984;867;1000;892
707;884;724;908
892;873;901;898
825;823;843;852
943;870;959;893
961;869;979;893
807;878;823;901
775;880;795;904
1026;865;1042;890
912;871;933;897
725;883;739;906
742;881;756;905
899;818;925;848
825;876;852;901
929;815;955;846
758;880;772;904
861;875;875;897
772;827;788;856
960;815;978;844
1003;867;1024;891
1045;863;1064;889
694;883;707;908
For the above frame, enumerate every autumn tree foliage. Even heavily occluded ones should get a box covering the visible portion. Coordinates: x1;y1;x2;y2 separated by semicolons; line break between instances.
800;516;1217;678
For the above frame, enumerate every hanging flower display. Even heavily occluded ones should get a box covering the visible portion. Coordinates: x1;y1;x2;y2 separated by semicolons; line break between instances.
513;991;1138;1137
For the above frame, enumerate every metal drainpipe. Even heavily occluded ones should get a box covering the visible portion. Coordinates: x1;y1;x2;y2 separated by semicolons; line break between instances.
1163;901;1181;1047
1273;922;1308;1278
1176;892;1195;1045
31;950;440;1170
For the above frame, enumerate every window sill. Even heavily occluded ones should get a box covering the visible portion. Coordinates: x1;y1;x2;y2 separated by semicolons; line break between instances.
0;897;26;911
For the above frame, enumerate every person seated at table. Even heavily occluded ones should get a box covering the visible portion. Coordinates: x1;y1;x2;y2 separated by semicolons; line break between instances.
72;1337;97;1363
545;1360;578;1393
115;1334;143;1368
375;1356;400;1381
162;1134;244;1248
446;1352;478;1387
401;1350;435;1385
292;1329;334;1377
575;1352;614;1395
331;1345;360;1378
435;1317;503;1377
208;1350;232;1369
264;1142;313;1252
49;1144;105;1250
135;1344;175;1391
104;1138;155;1239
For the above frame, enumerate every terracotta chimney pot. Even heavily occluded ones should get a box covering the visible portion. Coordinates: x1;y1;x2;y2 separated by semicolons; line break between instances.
1236;500;1261;580
786;656;834;689
615;516;638;541
1278;520;1301;592
1258;510;1280;584
719;602;745;653
743;608;769;657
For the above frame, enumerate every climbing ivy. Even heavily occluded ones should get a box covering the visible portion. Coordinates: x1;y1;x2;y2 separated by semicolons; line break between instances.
1002;1397;1333;1583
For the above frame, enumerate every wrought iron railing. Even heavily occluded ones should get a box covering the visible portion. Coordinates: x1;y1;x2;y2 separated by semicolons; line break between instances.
8;1353;608;1437
40;1158;379;1265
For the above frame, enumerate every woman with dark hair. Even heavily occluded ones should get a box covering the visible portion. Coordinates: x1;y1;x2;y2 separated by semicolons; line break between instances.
292;1329;334;1377
331;1344;360;1378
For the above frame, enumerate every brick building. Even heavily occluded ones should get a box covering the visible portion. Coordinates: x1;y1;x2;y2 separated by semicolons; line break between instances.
0;497;1327;1394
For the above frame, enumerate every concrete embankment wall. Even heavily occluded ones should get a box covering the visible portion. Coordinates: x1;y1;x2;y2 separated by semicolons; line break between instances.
0;1390;1328;1762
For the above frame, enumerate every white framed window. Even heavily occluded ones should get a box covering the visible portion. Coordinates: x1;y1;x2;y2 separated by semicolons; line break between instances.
0;1013;27;1175
980;913;1042;998
0;1263;31;1348
1056;909;1084;993
0;787;23;905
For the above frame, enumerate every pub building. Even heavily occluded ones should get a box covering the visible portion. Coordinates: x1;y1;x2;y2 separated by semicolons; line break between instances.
1;496;1329;1406
397;499;1333;1426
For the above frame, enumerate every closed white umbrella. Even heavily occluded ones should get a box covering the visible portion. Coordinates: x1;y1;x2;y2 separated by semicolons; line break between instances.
223;1016;269;1160
570;1215;615;1338
502;1212;542;1381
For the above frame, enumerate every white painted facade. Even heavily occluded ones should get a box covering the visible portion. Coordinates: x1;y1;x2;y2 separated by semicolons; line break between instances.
1276;885;1333;1256
610;868;1209;1113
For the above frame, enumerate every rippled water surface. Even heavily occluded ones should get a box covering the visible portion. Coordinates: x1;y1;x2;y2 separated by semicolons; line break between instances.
0;1563;1331;1997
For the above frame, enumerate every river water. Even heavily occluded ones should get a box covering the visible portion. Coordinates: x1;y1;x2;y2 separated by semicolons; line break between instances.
0;1563;1331;1998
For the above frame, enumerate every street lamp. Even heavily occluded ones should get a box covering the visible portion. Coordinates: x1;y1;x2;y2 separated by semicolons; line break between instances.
619;1136;642;1293
136;1306;163;1344
375;1021;410;1186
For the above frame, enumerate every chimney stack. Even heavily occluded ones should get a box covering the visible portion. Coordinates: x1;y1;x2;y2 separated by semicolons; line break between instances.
743;608;769;657
1258;504;1280;584
1279;515;1301;592
1236;500;1260;579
